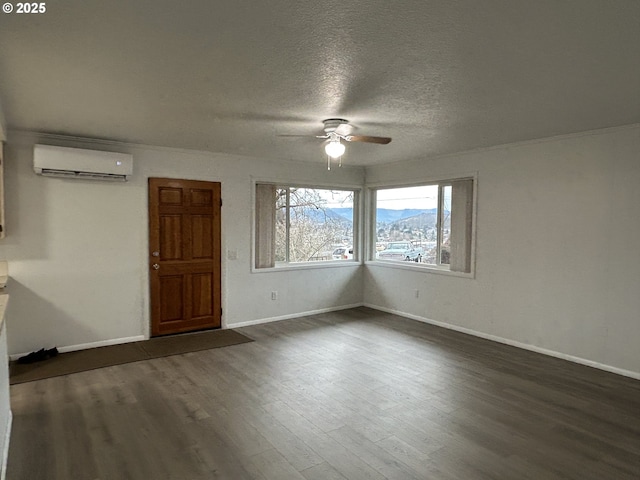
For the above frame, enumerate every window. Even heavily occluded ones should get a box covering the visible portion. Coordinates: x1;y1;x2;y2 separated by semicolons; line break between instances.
255;184;357;268
372;178;474;273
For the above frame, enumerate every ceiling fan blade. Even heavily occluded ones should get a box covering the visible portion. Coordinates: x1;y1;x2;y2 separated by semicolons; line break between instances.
276;134;329;139
345;135;392;144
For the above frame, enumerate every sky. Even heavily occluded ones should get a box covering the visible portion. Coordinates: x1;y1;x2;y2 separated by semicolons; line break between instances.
310;185;447;210
316;189;354;208
376;185;439;210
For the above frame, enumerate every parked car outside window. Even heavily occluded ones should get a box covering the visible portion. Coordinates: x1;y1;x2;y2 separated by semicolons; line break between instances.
332;246;353;260
377;241;423;262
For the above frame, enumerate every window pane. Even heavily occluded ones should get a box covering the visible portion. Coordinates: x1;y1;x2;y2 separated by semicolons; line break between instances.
375;185;438;264
373;179;474;273
271;186;354;264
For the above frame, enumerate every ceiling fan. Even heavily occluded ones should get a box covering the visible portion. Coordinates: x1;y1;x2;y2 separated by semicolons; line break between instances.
282;119;392;169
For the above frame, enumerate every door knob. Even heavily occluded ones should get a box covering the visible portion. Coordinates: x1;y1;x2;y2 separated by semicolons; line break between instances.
152;264;160;270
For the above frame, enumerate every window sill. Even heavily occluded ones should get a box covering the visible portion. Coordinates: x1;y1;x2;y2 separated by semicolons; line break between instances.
365;260;475;278
252;260;362;274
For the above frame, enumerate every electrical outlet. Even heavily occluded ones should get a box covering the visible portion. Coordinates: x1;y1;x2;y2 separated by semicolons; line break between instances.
414;289;420;298
271;291;278;300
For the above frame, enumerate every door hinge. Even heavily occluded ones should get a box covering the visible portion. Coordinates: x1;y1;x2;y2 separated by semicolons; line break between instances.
220;308;223;316
220;198;223;207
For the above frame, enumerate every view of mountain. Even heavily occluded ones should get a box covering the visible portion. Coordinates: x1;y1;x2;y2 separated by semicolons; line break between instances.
304;207;353;224
375;208;438;224
314;207;449;228
328;208;354;222
328;207;440;224
394;210;439;230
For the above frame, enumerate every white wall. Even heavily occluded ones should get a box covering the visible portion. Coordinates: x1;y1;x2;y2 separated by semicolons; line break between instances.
0;132;364;355
364;125;640;377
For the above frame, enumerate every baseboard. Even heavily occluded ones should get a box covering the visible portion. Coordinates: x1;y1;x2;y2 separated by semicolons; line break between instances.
10;306;366;358
9;335;146;361
229;303;365;329
364;303;640;381
1;411;11;480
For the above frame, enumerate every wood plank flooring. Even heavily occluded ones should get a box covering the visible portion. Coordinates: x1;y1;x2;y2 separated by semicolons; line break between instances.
7;307;640;479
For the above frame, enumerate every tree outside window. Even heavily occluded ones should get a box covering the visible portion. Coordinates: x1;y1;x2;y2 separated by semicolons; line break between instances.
255;184;356;268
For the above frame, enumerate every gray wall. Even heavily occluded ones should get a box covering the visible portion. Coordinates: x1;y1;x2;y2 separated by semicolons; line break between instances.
0;133;364;355
364;125;640;377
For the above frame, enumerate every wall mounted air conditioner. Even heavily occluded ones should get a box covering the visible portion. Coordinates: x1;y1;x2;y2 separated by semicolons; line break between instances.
33;144;133;181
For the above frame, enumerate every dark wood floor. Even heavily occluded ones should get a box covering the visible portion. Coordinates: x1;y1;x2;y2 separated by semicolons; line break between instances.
7;307;640;479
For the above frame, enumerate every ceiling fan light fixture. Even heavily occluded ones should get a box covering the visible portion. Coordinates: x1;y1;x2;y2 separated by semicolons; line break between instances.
325;139;345;159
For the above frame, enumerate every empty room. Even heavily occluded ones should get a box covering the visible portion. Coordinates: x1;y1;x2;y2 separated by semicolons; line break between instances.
0;1;638;479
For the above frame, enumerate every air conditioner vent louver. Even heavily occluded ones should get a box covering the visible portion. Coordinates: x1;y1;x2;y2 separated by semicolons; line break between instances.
34;145;133;181
40;169;77;178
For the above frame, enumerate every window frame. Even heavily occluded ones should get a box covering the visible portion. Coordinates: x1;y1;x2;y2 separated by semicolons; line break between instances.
252;180;362;273
366;173;477;278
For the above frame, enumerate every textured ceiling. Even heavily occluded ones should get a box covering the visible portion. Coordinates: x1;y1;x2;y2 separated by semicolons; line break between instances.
0;0;638;166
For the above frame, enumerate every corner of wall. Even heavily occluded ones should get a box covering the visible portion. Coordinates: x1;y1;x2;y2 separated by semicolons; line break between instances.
0;98;7;143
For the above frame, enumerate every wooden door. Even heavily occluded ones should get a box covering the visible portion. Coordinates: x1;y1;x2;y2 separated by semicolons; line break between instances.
149;178;221;336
